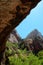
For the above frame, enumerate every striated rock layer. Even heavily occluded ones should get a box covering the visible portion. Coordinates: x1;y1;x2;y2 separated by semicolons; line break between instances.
0;0;41;64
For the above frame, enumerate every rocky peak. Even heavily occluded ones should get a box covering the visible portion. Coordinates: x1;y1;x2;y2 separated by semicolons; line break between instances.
26;29;43;40
19;29;43;54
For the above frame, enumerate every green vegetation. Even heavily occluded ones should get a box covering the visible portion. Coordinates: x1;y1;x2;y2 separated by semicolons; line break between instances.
6;41;43;65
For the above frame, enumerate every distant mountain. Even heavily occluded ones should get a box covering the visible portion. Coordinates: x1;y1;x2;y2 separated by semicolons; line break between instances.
8;29;21;43
26;29;43;40
19;29;43;54
8;29;43;54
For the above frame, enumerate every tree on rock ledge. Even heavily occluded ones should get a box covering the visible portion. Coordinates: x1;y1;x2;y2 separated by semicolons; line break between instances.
0;0;41;64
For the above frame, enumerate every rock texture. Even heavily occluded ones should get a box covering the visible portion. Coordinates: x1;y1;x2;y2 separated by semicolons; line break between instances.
0;0;41;64
19;29;43;54
8;29;21;43
26;29;43;40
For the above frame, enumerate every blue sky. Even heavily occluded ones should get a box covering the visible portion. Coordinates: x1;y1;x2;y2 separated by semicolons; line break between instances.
16;0;43;39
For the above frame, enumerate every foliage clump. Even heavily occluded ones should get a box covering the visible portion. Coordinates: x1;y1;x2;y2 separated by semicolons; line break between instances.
6;41;43;65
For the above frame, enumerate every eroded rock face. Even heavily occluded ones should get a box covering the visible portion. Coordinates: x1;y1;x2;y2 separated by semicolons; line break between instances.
8;29;21;43
19;29;43;55
0;0;41;64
